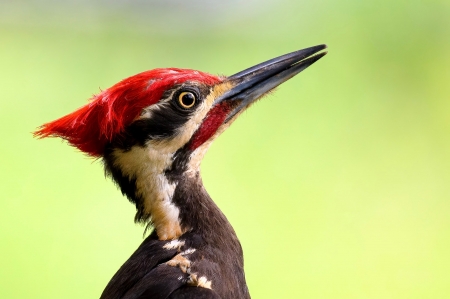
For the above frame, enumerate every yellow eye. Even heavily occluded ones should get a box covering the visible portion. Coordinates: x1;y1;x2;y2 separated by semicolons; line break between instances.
177;91;197;109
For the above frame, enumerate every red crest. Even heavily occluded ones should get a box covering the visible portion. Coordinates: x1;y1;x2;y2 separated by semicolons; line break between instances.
34;68;221;157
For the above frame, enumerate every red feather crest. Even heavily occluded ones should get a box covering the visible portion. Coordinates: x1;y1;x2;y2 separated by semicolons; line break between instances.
34;68;222;157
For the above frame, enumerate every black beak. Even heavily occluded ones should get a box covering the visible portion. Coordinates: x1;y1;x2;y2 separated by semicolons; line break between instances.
214;44;327;122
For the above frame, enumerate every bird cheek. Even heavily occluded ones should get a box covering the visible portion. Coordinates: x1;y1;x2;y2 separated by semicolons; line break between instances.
188;102;234;150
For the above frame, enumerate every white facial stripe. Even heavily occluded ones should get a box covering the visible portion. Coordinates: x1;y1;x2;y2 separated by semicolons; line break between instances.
112;145;181;240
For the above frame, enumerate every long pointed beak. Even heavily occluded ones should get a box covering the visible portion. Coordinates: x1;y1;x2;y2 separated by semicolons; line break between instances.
215;44;327;122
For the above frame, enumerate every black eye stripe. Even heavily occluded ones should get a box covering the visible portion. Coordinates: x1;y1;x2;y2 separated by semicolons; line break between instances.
107;83;212;151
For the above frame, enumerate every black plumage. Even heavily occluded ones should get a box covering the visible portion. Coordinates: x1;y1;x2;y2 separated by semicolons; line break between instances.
101;174;249;299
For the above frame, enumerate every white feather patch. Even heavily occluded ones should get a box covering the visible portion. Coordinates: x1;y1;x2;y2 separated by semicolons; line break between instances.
112;145;181;240
163;239;185;250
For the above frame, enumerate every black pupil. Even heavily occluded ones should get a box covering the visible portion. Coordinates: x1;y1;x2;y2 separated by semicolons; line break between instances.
181;93;195;107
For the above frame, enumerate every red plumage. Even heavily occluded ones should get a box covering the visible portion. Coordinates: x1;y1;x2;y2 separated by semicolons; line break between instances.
34;68;222;157
189;102;234;150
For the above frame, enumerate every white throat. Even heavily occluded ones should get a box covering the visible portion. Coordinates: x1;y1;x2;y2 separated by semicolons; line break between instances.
111;143;182;240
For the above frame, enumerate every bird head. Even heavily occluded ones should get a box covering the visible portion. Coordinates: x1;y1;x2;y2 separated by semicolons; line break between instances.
35;45;327;240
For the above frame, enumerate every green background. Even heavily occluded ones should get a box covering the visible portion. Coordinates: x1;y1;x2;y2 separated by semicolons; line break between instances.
1;1;449;298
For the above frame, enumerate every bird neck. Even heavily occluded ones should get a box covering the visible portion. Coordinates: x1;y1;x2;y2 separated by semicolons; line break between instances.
104;146;248;297
104;145;237;243
170;173;239;245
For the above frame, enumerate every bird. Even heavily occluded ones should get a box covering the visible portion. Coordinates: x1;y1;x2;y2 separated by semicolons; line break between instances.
35;44;327;299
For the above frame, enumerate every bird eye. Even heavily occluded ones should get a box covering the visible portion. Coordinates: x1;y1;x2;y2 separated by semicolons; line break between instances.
177;91;197;109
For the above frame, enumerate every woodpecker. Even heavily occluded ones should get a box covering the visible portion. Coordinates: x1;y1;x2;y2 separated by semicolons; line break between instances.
35;45;327;299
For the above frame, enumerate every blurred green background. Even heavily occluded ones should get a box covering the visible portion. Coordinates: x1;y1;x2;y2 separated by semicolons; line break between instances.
1;0;449;298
